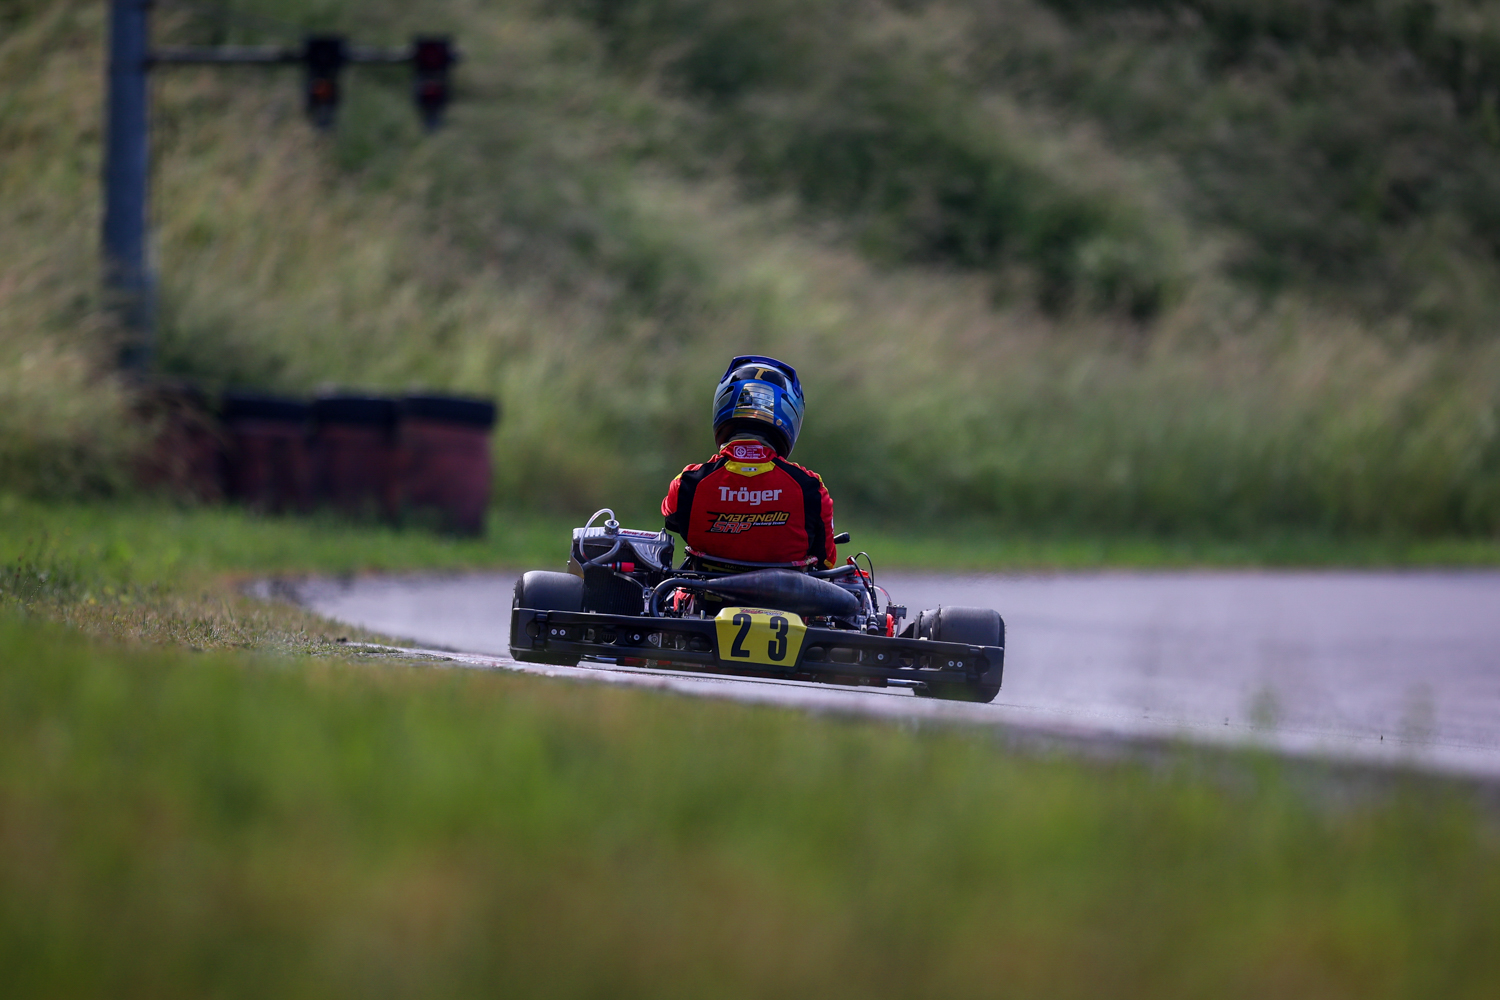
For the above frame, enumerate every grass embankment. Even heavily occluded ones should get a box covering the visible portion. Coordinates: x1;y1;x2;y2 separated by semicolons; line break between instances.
5;0;1500;538
0;496;566;654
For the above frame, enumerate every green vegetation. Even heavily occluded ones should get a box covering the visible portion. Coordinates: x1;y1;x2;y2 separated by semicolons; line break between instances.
4;607;1500;999
0;495;566;652
0;496;567;590
5;1;1500;538
588;0;1500;328
7;497;1500;600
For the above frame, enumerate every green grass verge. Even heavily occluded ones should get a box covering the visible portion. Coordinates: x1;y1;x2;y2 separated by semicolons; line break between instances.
5;610;1500;998
0;495;573;654
0;495;568;588
5;496;1500;612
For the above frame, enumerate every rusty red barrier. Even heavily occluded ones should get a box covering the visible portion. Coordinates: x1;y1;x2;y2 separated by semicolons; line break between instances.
222;393;312;513
400;395;498;535
311;396;400;520
136;381;224;502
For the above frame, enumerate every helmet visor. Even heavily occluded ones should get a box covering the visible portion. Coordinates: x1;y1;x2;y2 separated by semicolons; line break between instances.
732;382;775;414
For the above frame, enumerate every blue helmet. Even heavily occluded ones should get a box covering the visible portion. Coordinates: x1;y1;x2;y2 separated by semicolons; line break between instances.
712;355;805;456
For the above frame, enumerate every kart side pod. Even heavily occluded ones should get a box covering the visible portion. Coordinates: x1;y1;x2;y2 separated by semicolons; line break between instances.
651;569;861;618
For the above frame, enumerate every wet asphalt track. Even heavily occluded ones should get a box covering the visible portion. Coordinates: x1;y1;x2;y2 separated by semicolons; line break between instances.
290;570;1500;778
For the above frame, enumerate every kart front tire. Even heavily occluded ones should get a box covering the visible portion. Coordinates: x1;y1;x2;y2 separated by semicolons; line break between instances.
511;571;583;666
913;606;1005;704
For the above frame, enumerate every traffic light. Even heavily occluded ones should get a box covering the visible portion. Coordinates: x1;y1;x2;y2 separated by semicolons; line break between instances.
303;34;346;130
411;36;453;131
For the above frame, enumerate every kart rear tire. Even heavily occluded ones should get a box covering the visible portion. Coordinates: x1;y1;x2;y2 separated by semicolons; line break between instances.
913;606;1004;704
511;571;583;666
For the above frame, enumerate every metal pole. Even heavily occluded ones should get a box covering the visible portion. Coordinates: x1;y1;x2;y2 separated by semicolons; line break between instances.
103;0;153;371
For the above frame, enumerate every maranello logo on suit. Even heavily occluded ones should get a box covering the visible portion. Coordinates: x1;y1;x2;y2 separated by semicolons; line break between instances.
718;486;783;505
707;511;792;533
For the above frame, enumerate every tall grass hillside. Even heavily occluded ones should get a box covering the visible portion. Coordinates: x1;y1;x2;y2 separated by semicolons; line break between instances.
3;0;1500;536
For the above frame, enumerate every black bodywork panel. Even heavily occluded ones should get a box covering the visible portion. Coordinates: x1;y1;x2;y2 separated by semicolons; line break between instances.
510;606;1004;690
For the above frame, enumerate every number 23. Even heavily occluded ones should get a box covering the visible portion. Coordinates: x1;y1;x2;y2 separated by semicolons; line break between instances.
729;613;790;662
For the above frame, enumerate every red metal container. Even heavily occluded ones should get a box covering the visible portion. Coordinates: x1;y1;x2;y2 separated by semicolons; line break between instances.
221;393;312;513
311;396;400;520
135;381;224;502
400;395;498;535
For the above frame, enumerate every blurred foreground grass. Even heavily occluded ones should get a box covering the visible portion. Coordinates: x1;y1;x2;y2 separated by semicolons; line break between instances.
4;500;1500;996
5;608;1500;999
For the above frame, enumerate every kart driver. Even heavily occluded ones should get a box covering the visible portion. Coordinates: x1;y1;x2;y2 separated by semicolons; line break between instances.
662;355;837;569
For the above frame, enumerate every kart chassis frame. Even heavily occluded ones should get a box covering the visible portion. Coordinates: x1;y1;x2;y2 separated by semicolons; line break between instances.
511;607;1004;689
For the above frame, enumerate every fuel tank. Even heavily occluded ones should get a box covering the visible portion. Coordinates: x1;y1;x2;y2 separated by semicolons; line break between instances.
701;569;861;618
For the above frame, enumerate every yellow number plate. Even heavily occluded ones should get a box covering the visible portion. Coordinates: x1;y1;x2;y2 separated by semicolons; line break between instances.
713;606;806;667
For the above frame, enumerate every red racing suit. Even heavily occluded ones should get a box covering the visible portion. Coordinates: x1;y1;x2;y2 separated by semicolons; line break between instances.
661;438;837;569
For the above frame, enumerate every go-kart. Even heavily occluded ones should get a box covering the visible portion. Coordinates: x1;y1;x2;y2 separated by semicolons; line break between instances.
509;509;1005;702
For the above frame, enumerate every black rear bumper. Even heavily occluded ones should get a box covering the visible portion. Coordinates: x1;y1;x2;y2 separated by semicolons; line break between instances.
510;608;1003;690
